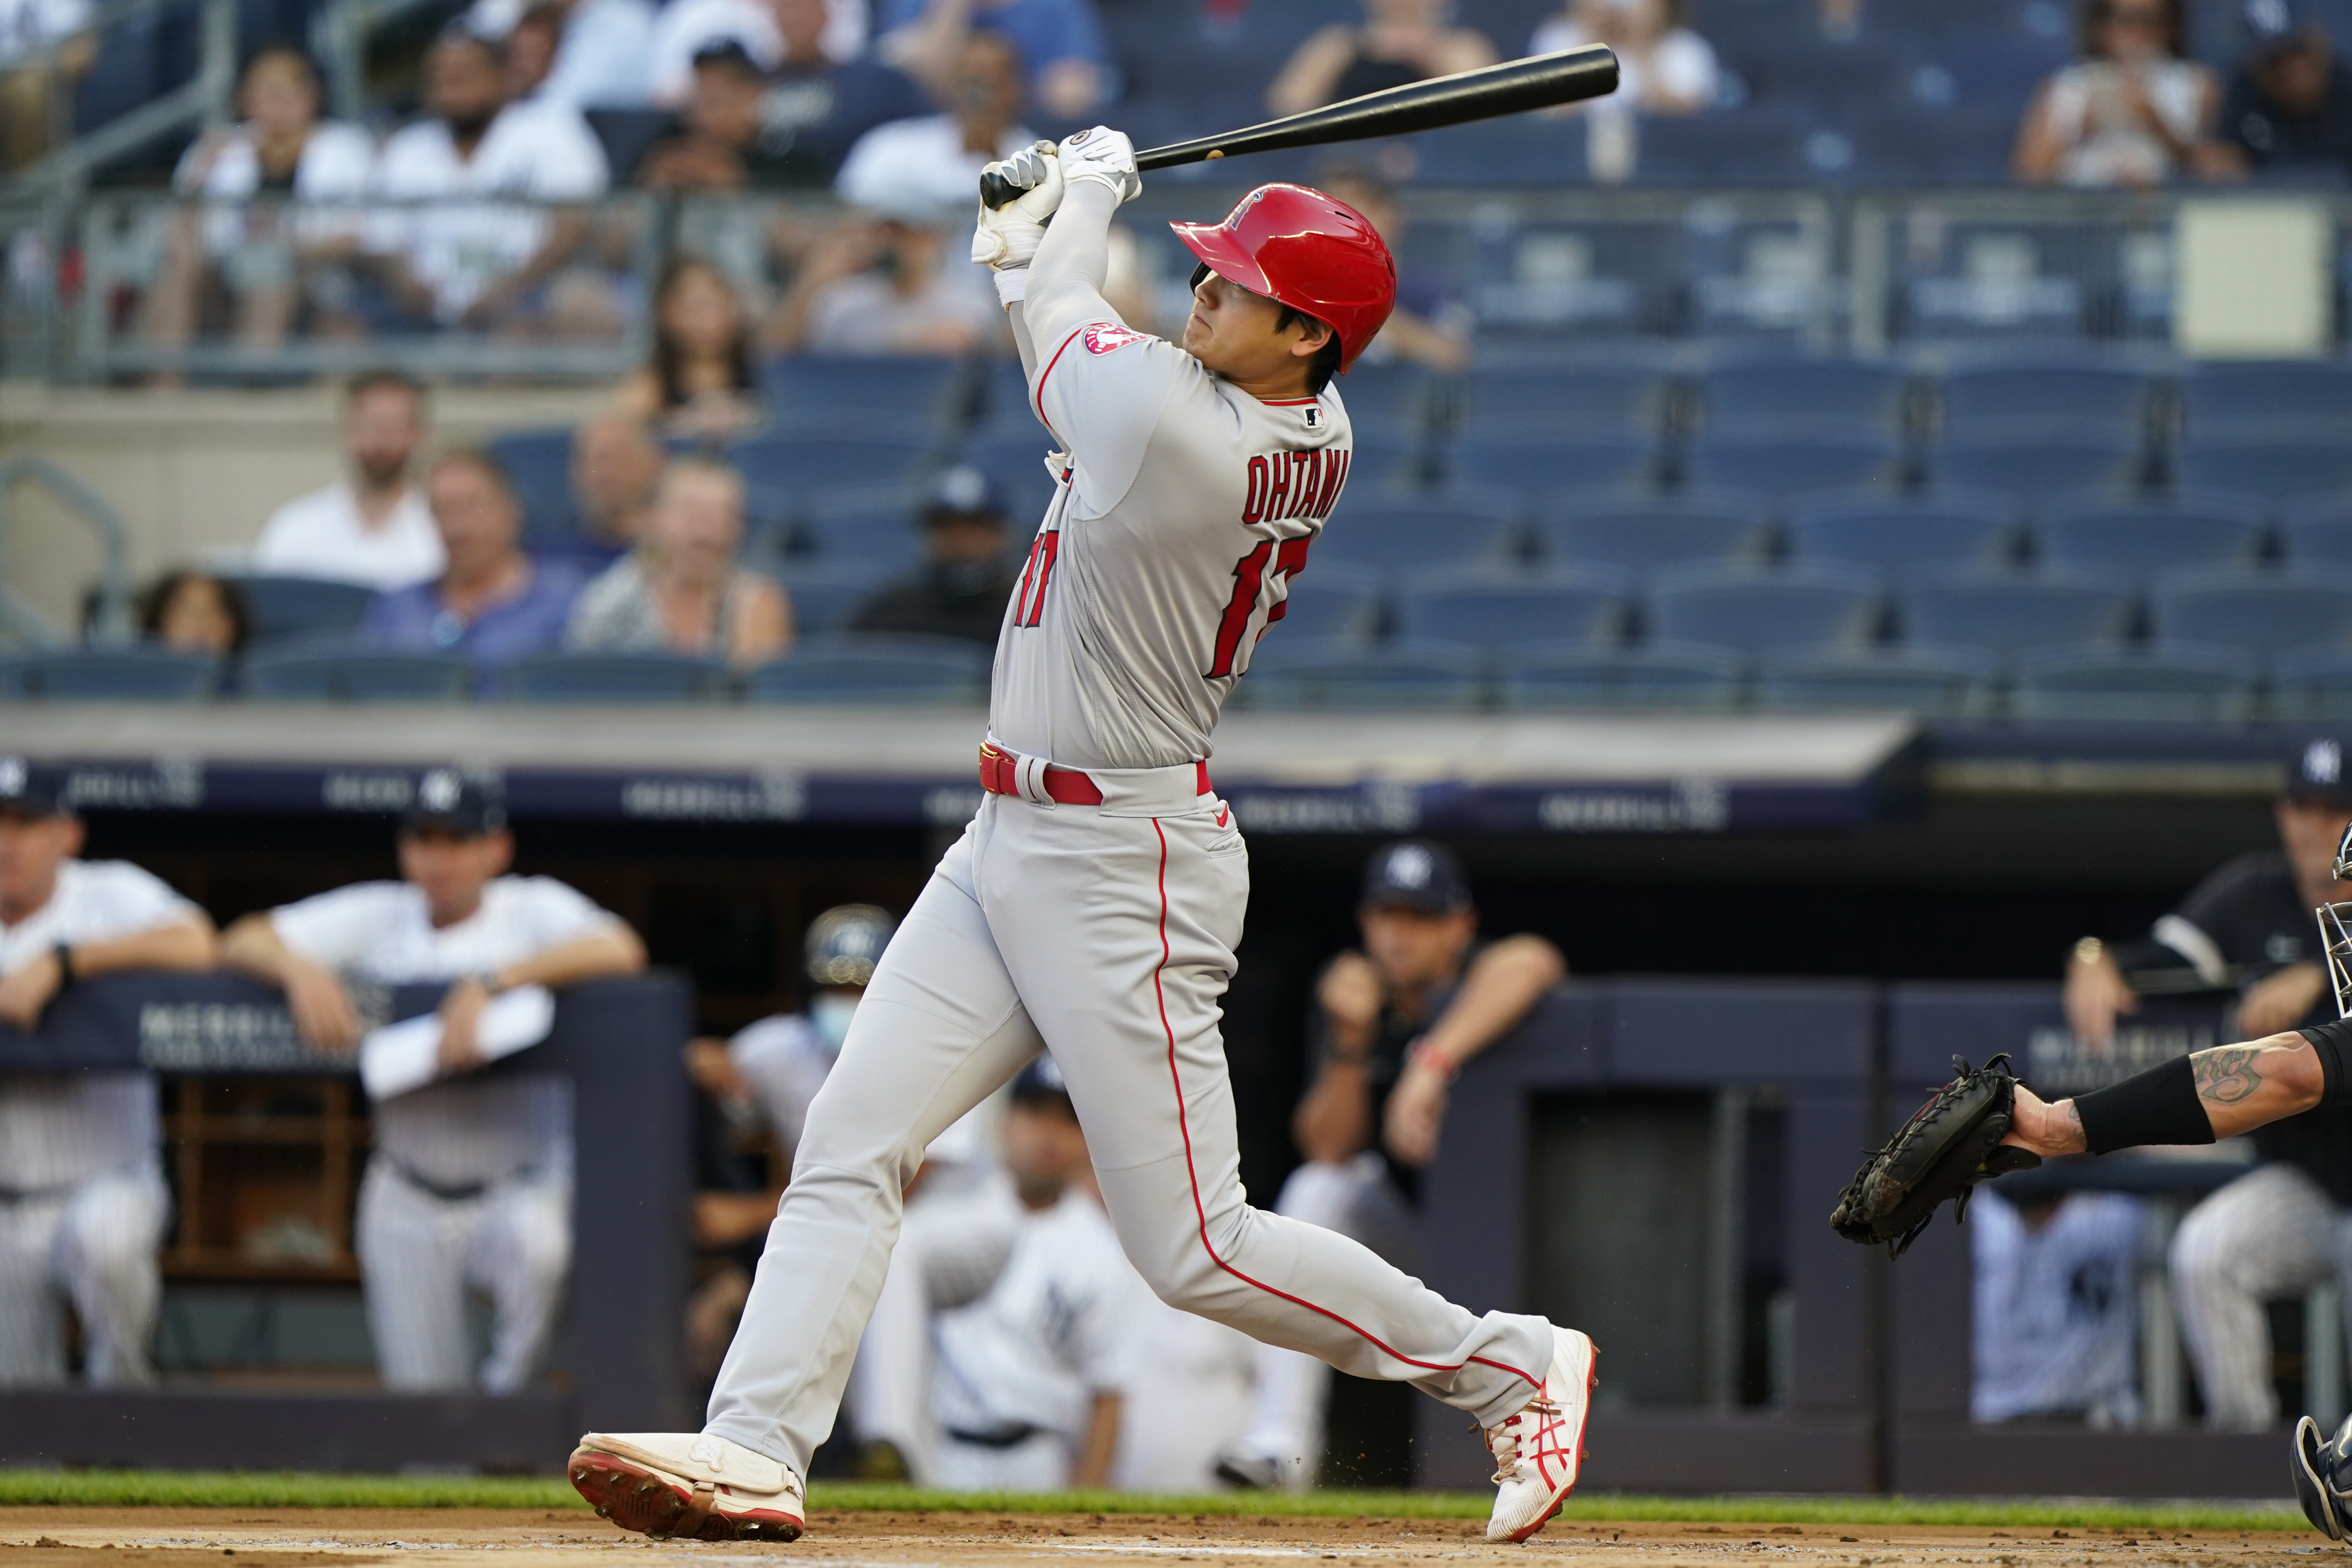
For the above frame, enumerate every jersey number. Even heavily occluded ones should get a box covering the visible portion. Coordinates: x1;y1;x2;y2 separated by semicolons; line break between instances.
1205;537;1312;679
1012;531;1060;628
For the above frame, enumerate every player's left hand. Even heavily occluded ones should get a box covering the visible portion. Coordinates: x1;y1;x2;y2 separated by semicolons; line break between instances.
436;977;490;1073
1058;125;1141;205
1383;1053;1451;1168
972;140;1063;270
2240;960;2329;1038
0;949;62;1030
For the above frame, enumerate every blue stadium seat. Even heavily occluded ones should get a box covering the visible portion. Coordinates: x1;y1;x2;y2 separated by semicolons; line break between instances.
1263;566;1384;644
1317;489;1523;570
757;357;967;428
500;653;728;702
779;561;892;636
2276;648;2352;720
795;489;927;564
1334;364;1432;426
731;432;940;499
1682;430;1902;498
1444;430;1659;493
0;659;20;698
232;576;377;643
1465;366;1675;433
1930;431;2146;497
2181;362;2352;426
2011;645;2260;721
1936;365;2151;436
2152;568;2352;656
485;427;581;543
2284;496;2352;565
1755;649;1994;716
1699;361;1912;429
1242;638;1487;710
16;648;219;700
244;646;474;702
1538;489;1769;573
2176;436;2352;501
1783;488;2019;581
957;439;1063;526
745;636;991;705
1394;567;1630;650
1497;642;1743;711
2036;492;2268;577
1414;114;1589;185
1899;572;2136;655
584;108;673;183
1647;564;1883;655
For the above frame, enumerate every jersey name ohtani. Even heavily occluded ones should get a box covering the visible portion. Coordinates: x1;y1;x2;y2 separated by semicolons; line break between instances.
1243;448;1350;524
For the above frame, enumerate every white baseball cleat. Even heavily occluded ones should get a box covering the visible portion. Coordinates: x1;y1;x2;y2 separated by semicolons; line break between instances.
1483;1326;1598;1544
568;1431;805;1541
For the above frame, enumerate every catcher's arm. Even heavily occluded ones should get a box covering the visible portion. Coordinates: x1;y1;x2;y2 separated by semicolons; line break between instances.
2003;1028;2335;1156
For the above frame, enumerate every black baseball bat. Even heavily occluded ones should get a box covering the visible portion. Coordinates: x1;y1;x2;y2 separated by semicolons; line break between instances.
981;45;1618;208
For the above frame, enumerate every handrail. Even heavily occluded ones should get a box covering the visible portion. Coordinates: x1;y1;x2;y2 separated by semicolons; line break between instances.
5;0;238;195
0;456;135;648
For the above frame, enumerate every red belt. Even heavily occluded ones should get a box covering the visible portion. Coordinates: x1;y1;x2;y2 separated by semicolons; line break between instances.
979;746;1212;806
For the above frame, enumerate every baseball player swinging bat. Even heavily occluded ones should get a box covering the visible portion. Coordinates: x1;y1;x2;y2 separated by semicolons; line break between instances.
979;45;1619;211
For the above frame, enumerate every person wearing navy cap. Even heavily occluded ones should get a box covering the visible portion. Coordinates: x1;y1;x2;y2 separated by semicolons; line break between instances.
1217;838;1566;1491
846;464;1020;647
2218;0;2352;175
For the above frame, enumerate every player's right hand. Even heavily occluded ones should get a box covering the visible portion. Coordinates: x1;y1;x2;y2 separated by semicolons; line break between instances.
1058;125;1142;205
284;960;362;1051
972;140;1063;270
2062;945;2138;1048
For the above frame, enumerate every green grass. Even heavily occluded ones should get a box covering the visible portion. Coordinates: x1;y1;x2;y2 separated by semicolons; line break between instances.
0;1472;2309;1532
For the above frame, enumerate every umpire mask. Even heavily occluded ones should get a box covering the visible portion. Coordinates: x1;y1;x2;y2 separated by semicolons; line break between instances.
2321;818;2352;1019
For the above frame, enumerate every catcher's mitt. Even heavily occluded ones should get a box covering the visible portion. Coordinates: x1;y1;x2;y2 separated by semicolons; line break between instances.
1829;1053;2043;1257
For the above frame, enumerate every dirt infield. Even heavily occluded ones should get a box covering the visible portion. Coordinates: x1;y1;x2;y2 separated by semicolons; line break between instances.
0;1510;2327;1568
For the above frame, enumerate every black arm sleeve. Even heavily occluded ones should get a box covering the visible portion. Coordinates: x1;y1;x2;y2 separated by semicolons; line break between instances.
2072;1054;2217;1155
2300;1016;2352;1108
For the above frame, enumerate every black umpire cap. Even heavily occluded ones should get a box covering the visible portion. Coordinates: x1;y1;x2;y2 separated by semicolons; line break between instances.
401;768;507;836
0;756;68;819
1361;838;1471;913
2285;737;2352;809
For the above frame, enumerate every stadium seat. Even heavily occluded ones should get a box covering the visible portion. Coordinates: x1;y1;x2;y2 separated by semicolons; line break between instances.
1682;430;1902;497
244;646;474;702
1935;365;2151;436
757;357;968;428
2011;645;2260;721
731;432;941;500
0;659;19;698
1930;429;2147;496
1465;365;1675;434
1242;638;1487;710
795;489;927;564
2284;496;2352;565
1444;430;1659;493
1783;488;2019;581
1899;572;2136;656
2275;647;2352;720
1394;567;1630;650
1263;566;1384;643
745;636;992;705
957;439;1063;526
1334;364;1432;426
1317;489;1524;570
486;427;580;542
2036;492;2268;577
232;576;378;643
1755;649;1994;716
1647;564;1883;655
584;108;672;183
1497;641;1743;711
2152;568;2352;656
778;561;892;636
1698;361;1912;429
2175;437;2352;501
15;647;219;700
1538;489;1769;574
2181;362;2352;426
500;653;728;702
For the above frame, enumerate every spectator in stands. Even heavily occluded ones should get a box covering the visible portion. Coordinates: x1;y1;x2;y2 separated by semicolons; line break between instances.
875;0;1106;122
848;465;1017;645
0;757;217;1388
565;455;792;667
615;256;762;438
146;46;376;366
1216;839;1564;1490
1529;0;1718;116
2014;0;2236;187
648;0;869;107
834;30;1037;211
547;412;665;569
506;3;565;100
0;0;92;172
364;27;611;332
1267;0;1494;117
220;769;646;1393
363;450;584;672
253;372;444;591
137;571;251;658
1316;164;1470;374
767;202;1000;355
2216;0;2352;175
468;0;656;111
640;26;925;192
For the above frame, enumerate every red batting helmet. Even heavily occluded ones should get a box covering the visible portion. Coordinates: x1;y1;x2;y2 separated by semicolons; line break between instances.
1170;183;1396;373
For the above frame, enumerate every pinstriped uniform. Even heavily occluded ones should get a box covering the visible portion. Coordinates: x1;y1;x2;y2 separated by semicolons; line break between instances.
0;859;201;1386
2171;1163;2352;1429
267;875;625;1392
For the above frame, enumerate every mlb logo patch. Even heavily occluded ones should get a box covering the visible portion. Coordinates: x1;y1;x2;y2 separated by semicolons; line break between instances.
1082;322;1148;355
1304;407;1319;427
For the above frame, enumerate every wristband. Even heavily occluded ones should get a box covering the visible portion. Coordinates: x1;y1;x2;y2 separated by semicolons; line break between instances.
995;268;1028;306
1408;1038;1458;1084
2072;1053;2215;1155
2301;1016;2352;1108
51;942;75;991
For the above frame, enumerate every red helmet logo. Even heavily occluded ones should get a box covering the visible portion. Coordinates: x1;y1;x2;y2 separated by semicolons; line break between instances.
1169;183;1397;373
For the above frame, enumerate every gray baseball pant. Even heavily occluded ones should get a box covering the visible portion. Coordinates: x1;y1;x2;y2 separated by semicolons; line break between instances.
704;780;1553;1479
0;1164;166;1387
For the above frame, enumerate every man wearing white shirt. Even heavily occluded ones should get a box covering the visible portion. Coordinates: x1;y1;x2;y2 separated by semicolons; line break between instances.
832;30;1034;211
647;0;869;106
221;771;645;1393
471;0;658;110
0;758;217;1388
366;28;610;330
253;371;444;592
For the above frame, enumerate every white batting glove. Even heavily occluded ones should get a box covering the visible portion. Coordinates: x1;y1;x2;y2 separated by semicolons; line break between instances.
1058;125;1140;205
971;141;1063;270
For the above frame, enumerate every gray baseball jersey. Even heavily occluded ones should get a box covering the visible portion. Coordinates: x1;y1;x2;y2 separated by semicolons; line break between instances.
990;316;1355;771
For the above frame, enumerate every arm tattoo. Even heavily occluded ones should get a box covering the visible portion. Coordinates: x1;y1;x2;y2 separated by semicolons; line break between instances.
2056;1098;2086;1154
2191;1045;2265;1106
